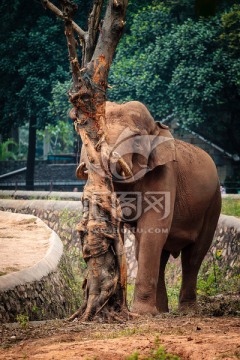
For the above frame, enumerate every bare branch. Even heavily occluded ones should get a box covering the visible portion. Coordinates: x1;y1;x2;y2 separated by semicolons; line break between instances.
41;0;86;40
56;0;82;92
93;0;128;65
85;0;104;64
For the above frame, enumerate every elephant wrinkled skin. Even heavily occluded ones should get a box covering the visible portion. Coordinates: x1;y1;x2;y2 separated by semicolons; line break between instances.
77;101;221;315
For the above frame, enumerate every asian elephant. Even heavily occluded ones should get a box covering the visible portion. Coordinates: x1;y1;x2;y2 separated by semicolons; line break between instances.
76;101;221;315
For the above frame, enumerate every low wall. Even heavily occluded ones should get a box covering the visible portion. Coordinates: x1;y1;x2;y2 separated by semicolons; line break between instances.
210;214;240;277
0;212;79;323
0;195;239;284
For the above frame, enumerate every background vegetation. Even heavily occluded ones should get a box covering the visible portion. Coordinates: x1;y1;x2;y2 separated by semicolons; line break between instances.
0;0;239;161
108;0;240;154
221;197;240;216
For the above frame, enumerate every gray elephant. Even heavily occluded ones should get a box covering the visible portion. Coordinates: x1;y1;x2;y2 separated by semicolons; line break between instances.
77;101;221;315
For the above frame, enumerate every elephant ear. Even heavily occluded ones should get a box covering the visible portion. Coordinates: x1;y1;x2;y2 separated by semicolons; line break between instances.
148;122;176;169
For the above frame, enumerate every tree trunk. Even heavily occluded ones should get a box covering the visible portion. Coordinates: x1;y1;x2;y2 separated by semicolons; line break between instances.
43;0;129;321
26;115;36;191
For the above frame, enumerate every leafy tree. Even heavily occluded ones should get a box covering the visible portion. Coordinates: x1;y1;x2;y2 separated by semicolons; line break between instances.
220;4;240;57
0;0;107;189
0;1;70;188
0;139;18;161
108;2;240;154
37;120;74;155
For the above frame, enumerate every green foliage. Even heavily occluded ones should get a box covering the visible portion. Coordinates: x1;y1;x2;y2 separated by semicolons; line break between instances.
127;283;135;308
49;80;73;122
197;249;239;296
37;120;74;155
109;2;240;154
16;314;29;328
0;0;69;138
0;139;18;160
220;4;240;57
164;261;181;311
167;284;181;311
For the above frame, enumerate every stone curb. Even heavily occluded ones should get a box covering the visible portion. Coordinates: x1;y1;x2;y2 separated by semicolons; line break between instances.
0;217;63;292
218;214;240;232
0;198;83;212
0;190;83;201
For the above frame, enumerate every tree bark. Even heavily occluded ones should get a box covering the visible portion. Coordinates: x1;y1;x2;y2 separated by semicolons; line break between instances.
43;0;129;321
25;115;36;191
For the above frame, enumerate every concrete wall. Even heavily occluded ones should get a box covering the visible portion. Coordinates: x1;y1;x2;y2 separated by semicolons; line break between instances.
0;213;80;323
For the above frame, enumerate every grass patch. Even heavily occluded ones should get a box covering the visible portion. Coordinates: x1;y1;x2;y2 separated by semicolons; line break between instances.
221;198;240;217
127;283;135;308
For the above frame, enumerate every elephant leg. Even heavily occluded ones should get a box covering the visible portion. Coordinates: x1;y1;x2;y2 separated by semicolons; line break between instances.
179;192;221;310
132;230;168;315
130;170;176;315
156;249;170;312
132;222;171;315
179;245;203;311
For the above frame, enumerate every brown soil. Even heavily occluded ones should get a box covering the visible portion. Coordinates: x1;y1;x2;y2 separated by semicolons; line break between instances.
0;211;239;359
0;211;51;275
0;315;239;359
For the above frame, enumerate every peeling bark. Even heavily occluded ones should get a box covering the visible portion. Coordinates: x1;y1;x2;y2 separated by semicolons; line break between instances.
43;0;129;321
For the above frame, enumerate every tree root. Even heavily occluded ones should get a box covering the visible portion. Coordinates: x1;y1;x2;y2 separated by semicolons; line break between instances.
67;250;129;322
68;303;137;323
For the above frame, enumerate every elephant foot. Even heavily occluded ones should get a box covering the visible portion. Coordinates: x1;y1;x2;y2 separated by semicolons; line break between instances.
131;301;159;316
157;305;169;313
178;300;198;314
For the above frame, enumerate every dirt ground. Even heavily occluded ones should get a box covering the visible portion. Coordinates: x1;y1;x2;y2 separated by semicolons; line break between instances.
0;315;239;360
0;211;239;359
0;211;50;275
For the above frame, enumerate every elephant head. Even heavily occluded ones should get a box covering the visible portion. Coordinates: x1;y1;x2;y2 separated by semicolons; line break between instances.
76;101;176;183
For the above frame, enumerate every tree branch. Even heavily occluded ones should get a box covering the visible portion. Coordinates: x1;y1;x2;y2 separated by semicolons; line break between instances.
41;0;86;40
93;0;128;65
85;0;104;64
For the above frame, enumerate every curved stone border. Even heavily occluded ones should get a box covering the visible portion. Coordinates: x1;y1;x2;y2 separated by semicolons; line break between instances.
0;212;80;323
218;214;240;231
0;190;83;201
213;214;240;272
0;219;63;291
